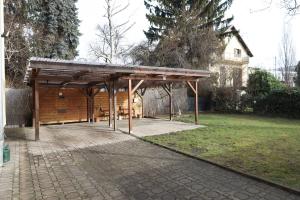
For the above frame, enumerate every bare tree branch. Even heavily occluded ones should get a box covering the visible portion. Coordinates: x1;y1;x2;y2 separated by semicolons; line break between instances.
282;0;300;15
250;0;299;15
250;0;273;13
90;0;134;63
278;26;296;86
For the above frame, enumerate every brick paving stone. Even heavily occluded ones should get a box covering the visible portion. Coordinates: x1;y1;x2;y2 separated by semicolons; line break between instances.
1;123;300;200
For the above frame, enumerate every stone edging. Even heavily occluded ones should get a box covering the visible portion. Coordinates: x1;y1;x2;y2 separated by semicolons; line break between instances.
131;134;300;196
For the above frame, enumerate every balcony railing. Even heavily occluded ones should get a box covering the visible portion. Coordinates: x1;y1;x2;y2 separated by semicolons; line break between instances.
222;53;249;63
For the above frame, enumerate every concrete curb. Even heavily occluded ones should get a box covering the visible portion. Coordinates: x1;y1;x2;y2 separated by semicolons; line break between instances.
132;134;300;196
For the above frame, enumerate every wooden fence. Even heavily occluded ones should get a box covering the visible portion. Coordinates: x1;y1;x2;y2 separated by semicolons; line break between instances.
5;88;32;127
144;87;188;117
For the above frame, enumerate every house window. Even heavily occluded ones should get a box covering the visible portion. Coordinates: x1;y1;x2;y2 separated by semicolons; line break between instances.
234;48;241;57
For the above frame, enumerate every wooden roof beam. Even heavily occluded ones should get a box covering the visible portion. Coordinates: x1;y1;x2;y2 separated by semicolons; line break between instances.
60;81;71;87
72;70;89;80
32;68;40;79
35;75;109;82
121;75;199;82
87;81;103;87
157;75;167;80
39;83;88;88
131;80;144;94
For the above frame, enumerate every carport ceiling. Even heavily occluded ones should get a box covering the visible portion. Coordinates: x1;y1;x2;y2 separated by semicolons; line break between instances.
24;57;210;88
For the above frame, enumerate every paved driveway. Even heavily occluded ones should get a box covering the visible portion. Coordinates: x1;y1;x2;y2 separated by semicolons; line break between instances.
116;118;203;136
1;123;299;200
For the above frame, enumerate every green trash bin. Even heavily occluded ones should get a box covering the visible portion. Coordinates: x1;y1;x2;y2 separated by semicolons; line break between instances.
3;144;10;163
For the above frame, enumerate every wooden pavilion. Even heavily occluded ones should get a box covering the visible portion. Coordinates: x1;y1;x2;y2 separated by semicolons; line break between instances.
24;57;210;140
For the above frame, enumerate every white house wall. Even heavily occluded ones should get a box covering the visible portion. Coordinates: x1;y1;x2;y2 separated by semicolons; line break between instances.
223;36;249;61
210;34;251;88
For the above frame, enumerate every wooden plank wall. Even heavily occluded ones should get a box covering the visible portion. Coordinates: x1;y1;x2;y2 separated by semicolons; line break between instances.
39;88;87;124
39;88;141;124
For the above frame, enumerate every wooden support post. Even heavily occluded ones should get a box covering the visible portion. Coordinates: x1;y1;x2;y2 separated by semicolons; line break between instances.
89;98;91;123
162;83;173;121
91;92;95;123
141;96;144;118
108;82;112;127
87;98;90;123
91;88;100;123
128;79;132;134
132;80;144;93
86;88;90;123
141;88;147;118
186;81;199;125
90;88;93;123
195;81;198;125
86;98;89;122
113;80;117;131
34;81;40;141
87;88;92;123
32;82;35;127
82;88;95;123
169;83;173;121
127;80;144;133
83;88;99;124
135;91;144;118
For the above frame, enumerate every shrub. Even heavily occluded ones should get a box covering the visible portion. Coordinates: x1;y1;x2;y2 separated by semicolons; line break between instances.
254;89;300;118
214;88;241;112
240;93;254;112
247;70;285;97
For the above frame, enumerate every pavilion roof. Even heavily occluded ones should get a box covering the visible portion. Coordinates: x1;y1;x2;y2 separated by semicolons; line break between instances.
24;57;210;88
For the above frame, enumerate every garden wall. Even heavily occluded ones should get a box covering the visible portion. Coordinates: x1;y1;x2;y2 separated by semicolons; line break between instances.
144;87;188;117
5;88;32;127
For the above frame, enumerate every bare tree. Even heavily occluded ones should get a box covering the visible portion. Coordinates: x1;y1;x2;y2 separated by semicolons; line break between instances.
4;0;30;87
89;0;134;63
282;0;300;15
279;26;296;86
250;0;299;15
5;32;29;88
127;41;158;65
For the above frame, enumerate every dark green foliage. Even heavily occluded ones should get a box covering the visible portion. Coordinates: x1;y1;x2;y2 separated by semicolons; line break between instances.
142;0;232;70
239;93;253;112
4;0;81;87
215;70;288;114
242;70;300;118
28;0;81;59
295;61;300;87
254;89;300;118
247;70;285;97
242;70;288;115
144;0;233;42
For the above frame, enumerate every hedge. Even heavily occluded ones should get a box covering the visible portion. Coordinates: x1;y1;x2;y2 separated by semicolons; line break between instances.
254;89;300;118
214;88;240;112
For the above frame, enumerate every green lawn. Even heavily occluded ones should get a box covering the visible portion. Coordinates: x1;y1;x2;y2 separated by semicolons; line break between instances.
144;113;300;190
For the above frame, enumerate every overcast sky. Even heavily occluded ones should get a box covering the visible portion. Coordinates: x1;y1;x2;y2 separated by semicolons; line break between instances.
76;0;300;71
